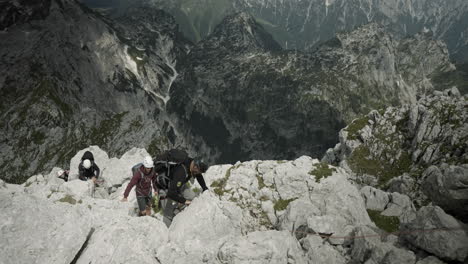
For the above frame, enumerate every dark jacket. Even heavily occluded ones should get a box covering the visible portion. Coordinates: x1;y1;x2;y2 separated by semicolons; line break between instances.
123;165;158;198
167;159;208;203
78;161;100;181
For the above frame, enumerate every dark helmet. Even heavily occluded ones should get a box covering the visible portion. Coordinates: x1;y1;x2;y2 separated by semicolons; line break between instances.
194;160;208;173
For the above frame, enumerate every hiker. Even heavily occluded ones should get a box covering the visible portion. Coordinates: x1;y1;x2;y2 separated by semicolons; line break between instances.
57;169;69;182
78;151;100;182
160;156;209;227
121;156;158;217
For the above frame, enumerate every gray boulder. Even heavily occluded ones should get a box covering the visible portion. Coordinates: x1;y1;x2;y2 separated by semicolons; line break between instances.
422;164;468;220
0;190;92;264
351;226;416;264
75;217;168;264
402;206;468;262
69;146;110;181
217;230;307;264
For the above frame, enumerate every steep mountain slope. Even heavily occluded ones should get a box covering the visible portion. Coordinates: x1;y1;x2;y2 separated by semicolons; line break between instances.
168;12;454;163
0;0;190;183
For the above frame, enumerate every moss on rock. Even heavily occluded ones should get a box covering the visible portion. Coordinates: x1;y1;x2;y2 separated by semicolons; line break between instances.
309;162;336;183
367;209;400;233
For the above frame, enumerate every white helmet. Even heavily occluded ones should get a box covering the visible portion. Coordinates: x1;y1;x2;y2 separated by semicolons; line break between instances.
57;169;64;177
143;156;154;168
83;159;92;169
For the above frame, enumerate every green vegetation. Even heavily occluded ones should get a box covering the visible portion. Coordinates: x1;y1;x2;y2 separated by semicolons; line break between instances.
256;175;266;189
367;209;400;233
31;130;46;145
273;198;297;211
90;112;128;147
309;162;336;183
148;136;170;157
348;145;412;187
210;166;233;196
192;187;201;193
151;196;161;214
58;195;77;205
345;116;370;140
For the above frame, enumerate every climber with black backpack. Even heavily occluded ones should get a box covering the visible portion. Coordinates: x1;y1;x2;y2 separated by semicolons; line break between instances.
154;149;209;227
121;156;159;217
78;151;100;183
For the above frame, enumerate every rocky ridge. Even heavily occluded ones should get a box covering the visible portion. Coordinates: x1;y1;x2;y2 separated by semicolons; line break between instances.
323;87;468;221
1;145;467;263
146;0;468;63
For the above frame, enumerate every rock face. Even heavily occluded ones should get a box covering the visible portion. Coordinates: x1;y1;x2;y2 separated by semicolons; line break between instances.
2;147;467;263
323;88;468;209
0;0;189;183
168;12;454;163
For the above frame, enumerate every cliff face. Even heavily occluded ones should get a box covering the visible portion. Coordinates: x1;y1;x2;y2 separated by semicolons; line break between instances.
167;13;454;163
0;0;190;182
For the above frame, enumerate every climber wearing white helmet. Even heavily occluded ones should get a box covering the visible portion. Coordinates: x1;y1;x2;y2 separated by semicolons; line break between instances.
78;150;100;183
121;156;159;216
57;169;69;182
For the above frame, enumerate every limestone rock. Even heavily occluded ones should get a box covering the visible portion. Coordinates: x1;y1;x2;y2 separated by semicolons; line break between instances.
402;206;468;262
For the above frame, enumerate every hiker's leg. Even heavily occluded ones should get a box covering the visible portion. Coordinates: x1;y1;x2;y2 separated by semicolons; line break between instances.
162;198;177;227
145;196;152;216
136;196;147;217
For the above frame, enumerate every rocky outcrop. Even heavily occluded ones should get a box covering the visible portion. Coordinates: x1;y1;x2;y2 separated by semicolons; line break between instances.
3;147;467;263
402;206;468;262
422;164;468;220
323;88;468;209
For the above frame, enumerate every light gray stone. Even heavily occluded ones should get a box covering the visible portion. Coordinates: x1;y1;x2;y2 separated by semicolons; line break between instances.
218;230;307;264
0;191;92;264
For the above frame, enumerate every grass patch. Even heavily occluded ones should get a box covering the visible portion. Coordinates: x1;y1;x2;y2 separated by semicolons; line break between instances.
309;162;336;183
348;145;412;187
273;198;297;211
367;209;400;233
210;166;233;196
151;196;161;214
58;195;77;205
256;175;266;189
192;187;201;193
345;116;370;140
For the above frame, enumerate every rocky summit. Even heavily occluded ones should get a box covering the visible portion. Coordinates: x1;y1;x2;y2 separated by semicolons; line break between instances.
2;141;467;263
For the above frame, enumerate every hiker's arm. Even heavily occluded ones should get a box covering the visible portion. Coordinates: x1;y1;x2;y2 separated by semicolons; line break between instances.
167;169;186;204
195;174;208;191
123;172;140;198
94;164;100;178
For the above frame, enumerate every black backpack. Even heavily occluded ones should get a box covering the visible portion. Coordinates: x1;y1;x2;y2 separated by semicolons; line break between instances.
154;149;189;189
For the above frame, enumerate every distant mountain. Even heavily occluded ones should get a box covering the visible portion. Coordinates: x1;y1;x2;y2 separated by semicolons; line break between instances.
143;0;468;63
167;12;455;163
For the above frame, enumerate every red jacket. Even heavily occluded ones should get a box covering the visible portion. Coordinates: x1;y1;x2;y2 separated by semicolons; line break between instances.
123;166;158;198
